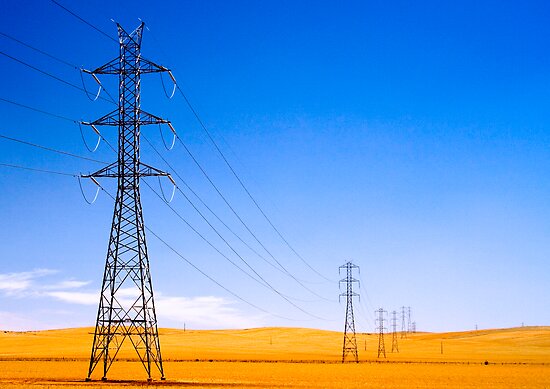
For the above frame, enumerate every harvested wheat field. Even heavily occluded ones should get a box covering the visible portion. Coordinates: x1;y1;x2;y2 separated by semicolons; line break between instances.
0;326;548;388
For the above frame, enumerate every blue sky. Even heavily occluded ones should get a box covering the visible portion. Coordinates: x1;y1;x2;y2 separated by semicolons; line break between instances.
0;0;549;332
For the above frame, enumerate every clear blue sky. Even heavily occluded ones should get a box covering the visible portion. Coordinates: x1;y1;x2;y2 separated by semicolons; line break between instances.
0;0;549;333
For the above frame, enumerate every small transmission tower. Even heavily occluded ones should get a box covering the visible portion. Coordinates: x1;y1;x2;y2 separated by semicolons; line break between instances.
375;308;387;358
339;261;360;363
400;306;407;339
391;310;399;353
82;23;174;382
407;306;412;334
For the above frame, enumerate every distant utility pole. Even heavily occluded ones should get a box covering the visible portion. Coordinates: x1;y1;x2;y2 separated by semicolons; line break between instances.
412;322;417;333
375;308;387;358
391;310;399;353
407;306;412;334
400;306;407;339
339;261;360;363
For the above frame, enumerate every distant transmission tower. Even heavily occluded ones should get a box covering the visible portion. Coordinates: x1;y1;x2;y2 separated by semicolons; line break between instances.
400;306;406;339
82;23;174;382
391;310;399;353
339;261;360;363
412;322;417;333
407;306;412;334
375;308;387;358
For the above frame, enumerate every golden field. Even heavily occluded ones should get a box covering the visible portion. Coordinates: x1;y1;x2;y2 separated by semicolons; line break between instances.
0;326;548;388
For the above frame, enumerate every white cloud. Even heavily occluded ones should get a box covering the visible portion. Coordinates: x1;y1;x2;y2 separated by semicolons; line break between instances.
155;295;264;329
0;269;262;330
42;280;91;290
0;269;57;295
45;291;97;305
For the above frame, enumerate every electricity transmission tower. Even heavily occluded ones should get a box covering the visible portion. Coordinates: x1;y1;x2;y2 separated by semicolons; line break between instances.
407;306;412;334
375;308;387;358
82;23;174;382
391;310;399;353
339;261;360;363
400;306;406;339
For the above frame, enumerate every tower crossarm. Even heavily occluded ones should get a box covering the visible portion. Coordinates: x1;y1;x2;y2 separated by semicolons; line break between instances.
82;162;172;179
339;277;359;285
85;56;171;75
82;109;172;127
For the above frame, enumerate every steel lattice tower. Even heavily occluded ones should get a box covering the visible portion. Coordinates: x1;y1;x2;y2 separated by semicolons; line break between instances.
400;306;407;339
82;23;173;382
407;306;412;334
339;261;360;363
391;310;399;353
375;308;387;358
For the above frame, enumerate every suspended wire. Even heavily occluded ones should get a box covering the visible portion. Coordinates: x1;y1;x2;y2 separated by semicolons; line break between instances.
0;139;307;321
143;135;334;301
0;162;77;177
38;3;332;283
98;184;304;322
175;85;334;283
11;163;300;321
0;31;78;69
358;272;377;312
175;133;335;300
145;135;310;282
0;51;116;105
144;136;304;276
10;13;333;318
0;134;107;164
0;30;119;107
144;180;329;315
0;97;118;154
77;176;100;204
145;179;316;304
0;97;75;123
0;30;118;105
146;224;306;322
49;0;117;43
31;9;332;286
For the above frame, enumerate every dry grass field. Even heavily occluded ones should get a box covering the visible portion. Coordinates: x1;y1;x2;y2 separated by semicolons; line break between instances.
0;326;548;388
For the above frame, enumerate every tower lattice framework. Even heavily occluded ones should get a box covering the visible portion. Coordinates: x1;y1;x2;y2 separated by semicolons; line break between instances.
82;23;173;382
376;308;387;358
400;306;407;339
391;310;399;353
339;261;360;363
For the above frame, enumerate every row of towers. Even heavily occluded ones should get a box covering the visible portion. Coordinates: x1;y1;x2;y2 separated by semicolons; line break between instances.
340;261;416;363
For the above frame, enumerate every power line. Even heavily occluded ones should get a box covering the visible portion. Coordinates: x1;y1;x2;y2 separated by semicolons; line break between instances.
44;0;332;284
0;51;115;105
144;180;329;319
0;32;119;105
49;0;117;43
0;162;77;177
97;184;302;322
0;95;329;306
175;85;333;283
1;24;329;290
0;133;107;164
0;97;76;123
175;133;335;301
144;135;333;301
0;31;78;69
1;93;331;304
0;97;117;153
145;135;292;276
